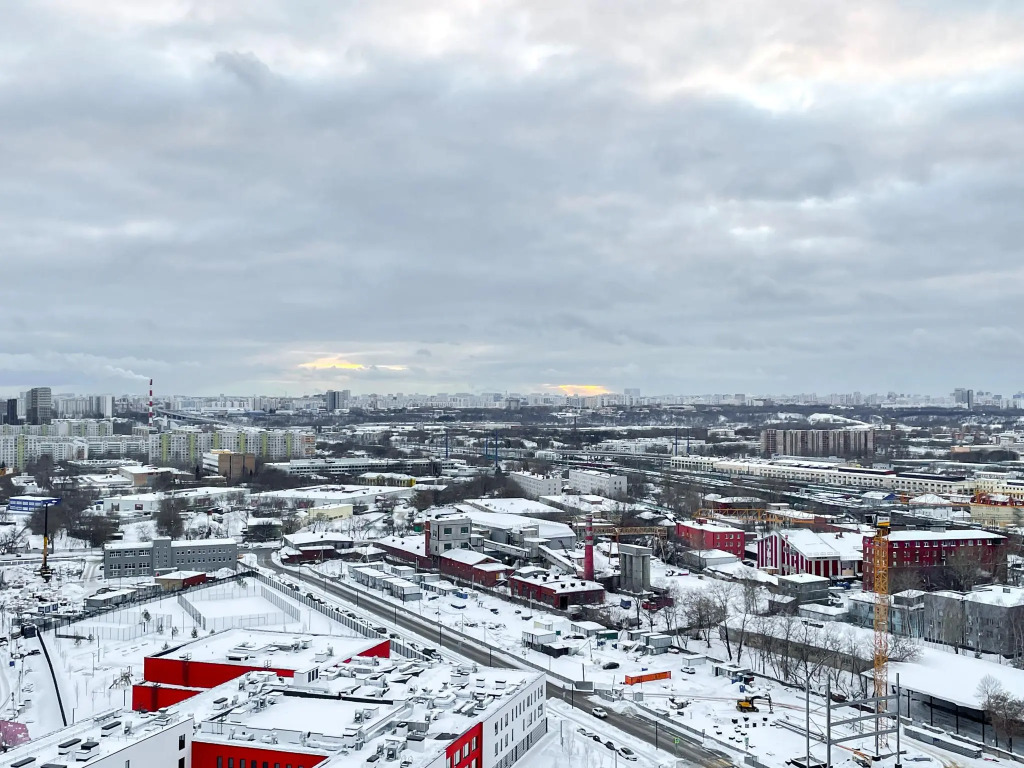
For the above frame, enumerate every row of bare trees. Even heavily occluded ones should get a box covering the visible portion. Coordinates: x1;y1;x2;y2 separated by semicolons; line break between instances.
978;676;1024;750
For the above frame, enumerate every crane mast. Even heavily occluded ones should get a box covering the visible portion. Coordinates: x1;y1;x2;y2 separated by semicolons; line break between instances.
873;515;891;750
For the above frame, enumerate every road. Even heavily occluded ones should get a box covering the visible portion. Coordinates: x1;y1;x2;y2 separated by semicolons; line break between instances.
255;550;733;768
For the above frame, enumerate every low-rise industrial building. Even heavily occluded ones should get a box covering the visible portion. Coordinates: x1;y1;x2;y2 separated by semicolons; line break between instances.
508;568;605;610
567;468;627;497
201;449;256;482
103;536;237;578
0;709;193;768
757;528;863;578
677;519;746;559
509;471;563;497
439;549;510;587
770;573;831;611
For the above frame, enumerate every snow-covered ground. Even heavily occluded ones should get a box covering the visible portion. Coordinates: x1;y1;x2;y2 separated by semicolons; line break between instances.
6;577;370;740
296;559;1020;767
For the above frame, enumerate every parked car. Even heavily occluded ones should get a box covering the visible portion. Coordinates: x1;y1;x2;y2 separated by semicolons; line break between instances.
604;741;615;750
577;728;594;738
602;661;620;670
667;647;681;654
618;747;637;761
681;666;696;675
591;707;608;719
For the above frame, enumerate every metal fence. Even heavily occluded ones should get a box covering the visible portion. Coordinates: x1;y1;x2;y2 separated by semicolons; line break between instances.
259;585;301;622
244;570;429;661
33;569;251;636
177;593;206;630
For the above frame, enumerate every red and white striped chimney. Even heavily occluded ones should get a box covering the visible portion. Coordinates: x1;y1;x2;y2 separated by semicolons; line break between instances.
149;378;153;428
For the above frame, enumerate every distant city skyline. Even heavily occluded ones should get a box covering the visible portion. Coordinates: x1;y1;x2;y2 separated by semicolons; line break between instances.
3;384;1018;406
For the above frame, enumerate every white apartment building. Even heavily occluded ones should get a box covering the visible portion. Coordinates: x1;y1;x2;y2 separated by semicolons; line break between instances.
148;428;213;465
55;395;115;418
669;455;975;496
148;426;315;465
509;471;562;497
567;468;627;497
0;433;151;470
0;418;114;436
0;434;88;469
482;672;547;768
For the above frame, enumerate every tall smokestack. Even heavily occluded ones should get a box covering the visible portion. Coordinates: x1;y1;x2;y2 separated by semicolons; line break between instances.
583;512;595;581
149;378;153;429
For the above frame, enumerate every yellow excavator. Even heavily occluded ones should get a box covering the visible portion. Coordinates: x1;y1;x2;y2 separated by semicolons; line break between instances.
736;694;773;713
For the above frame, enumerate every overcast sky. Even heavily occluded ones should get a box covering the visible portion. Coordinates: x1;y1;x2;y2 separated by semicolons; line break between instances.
3;1;1024;398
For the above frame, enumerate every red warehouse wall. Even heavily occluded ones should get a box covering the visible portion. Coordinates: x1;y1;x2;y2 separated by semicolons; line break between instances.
131;683;206;712
359;640;391;659
192;739;328;768
446;722;483;768
143;657;296;688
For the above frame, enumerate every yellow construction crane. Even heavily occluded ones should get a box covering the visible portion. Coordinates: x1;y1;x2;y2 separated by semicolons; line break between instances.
872;514;891;749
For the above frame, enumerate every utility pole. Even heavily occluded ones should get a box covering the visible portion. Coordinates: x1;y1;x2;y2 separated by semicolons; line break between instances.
806;681;811;768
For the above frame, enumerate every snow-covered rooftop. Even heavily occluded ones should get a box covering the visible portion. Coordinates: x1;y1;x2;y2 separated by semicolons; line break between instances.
376;535;427;558
508;571;603;593
679;520;743;533
465;497;563;517
440;549;501;567
151;627;379;669
446;504;575;540
884;529;1005;542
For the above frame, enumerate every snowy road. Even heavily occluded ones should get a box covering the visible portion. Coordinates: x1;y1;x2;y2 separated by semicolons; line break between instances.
256;550;736;768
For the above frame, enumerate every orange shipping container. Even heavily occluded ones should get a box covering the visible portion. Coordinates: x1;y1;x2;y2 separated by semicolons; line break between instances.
623;671;671;685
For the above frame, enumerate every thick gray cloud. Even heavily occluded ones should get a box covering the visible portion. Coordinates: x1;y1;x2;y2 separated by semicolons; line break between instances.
2;0;1024;397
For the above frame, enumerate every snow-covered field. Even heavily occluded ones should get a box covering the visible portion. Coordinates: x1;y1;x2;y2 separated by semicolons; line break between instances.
8;577;369;739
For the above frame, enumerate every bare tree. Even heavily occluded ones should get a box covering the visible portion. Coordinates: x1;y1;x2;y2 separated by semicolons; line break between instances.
941;598;967;653
734;580;763;666
0;526;27;555
659;582;683;636
887;633;921;663
1009;610;1024;669
946;549;984;592
155;496;188;539
977;677;1024;749
680;588;724;649
706;581;736;660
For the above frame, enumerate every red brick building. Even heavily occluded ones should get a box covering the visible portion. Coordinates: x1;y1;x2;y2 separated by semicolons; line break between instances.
757;529;863;579
677;520;746;559
439;550;510;587
375;534;433;569
862;529;1007;592
508;569;605;610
